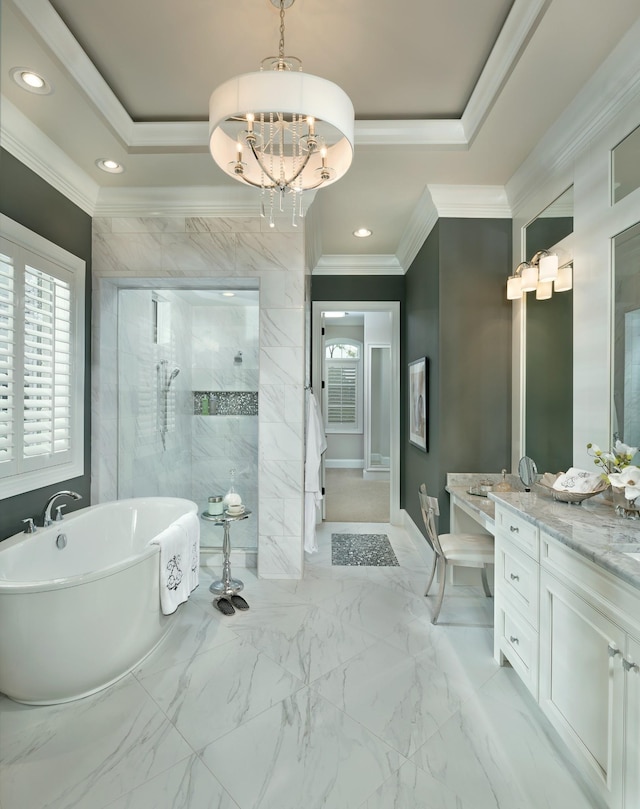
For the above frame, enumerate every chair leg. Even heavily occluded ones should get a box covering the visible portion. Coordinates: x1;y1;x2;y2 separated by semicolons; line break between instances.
431;558;447;624
424;553;437;596
480;565;492;598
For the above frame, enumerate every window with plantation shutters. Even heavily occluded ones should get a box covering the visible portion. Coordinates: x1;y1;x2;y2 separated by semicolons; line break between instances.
323;339;362;433
0;215;85;498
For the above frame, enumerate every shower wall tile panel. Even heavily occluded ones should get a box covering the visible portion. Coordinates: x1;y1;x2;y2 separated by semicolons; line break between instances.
92;216;305;578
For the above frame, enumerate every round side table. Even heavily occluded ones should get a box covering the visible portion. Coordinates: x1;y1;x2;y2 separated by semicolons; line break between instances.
201;509;251;596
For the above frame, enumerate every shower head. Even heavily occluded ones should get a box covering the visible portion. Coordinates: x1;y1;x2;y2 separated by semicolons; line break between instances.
167;367;180;386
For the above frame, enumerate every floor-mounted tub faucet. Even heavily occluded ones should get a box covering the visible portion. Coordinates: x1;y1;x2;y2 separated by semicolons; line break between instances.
43;491;83;526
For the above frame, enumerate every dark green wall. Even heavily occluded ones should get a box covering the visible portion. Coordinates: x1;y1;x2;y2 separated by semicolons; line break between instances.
525;290;573;473
311;274;404;303
311;221;512;537
402;218;512;533
0;149;92;540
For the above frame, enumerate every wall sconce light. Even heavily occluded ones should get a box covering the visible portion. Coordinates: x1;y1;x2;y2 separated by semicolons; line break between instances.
506;249;571;301
554;262;573;292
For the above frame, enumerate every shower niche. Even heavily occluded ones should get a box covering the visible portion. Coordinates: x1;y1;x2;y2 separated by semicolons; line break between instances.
117;286;259;552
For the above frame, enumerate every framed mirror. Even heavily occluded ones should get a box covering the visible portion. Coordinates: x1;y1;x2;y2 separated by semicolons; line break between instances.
523;186;574;474
525;186;574;257
613;220;640;447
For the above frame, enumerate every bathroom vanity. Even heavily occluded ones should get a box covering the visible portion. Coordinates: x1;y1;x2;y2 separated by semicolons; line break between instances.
490;491;640;809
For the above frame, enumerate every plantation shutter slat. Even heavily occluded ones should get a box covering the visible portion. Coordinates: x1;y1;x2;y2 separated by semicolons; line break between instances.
22;266;73;460
0;252;14;464
327;365;357;424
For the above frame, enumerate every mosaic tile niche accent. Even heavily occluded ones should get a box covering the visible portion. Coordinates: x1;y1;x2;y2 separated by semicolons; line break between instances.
194;391;258;416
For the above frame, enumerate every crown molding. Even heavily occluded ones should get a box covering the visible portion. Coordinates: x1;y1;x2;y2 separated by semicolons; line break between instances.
93;185;294;218
427;184;512;218
507;15;640;215
462;0;551;143
313;254;404;275
395;188;439;271
13;0;552;152
0;97;99;215
13;0;135;144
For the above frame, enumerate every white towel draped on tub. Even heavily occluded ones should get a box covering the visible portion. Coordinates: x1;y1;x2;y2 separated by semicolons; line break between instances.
304;390;327;554
149;512;200;615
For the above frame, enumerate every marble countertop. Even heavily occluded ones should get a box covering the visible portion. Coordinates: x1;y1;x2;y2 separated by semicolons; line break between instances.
488;490;640;592
446;485;496;525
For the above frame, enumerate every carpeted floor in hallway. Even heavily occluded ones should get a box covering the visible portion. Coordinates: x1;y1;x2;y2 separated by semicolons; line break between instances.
324;468;390;523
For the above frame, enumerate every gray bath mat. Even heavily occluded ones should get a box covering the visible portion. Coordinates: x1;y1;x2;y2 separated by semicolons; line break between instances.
331;533;399;566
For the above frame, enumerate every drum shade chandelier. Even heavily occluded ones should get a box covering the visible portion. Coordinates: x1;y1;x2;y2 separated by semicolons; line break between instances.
208;0;354;226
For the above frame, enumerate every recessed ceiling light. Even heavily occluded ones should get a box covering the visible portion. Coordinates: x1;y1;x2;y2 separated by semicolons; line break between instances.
11;67;53;95
353;228;372;238
95;158;124;174
324;311;347;318
222;291;235;297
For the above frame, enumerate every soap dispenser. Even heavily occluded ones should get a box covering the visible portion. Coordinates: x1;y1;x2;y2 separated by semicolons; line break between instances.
493;469;513;492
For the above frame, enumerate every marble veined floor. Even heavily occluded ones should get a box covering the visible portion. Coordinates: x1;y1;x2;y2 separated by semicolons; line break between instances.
0;521;602;809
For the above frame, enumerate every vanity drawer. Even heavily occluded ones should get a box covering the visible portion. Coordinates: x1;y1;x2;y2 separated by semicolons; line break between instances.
495;507;539;560
496;537;539;629
495;597;539;699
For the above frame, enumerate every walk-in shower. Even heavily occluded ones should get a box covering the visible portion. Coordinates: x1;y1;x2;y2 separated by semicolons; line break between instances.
117;287;259;552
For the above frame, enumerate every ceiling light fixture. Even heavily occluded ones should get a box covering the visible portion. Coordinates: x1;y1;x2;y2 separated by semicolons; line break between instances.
353;228;372;238
208;0;354;228
95;158;124;174
507;251;572;301
222;291;235;297
11;67;53;95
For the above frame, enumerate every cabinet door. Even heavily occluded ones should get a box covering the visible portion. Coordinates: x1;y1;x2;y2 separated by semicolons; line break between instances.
624;634;640;809
540;570;625;808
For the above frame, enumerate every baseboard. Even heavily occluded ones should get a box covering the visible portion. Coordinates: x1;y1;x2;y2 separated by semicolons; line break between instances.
363;469;390;481
325;459;364;469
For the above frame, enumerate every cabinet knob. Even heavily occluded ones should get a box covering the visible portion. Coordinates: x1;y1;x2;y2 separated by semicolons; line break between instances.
509;526;519;533
622;658;639;673
509;635;519;645
510;573;520;581
608;644;621;658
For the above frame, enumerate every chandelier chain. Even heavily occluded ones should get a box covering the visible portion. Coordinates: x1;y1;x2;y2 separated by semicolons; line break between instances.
279;1;286;60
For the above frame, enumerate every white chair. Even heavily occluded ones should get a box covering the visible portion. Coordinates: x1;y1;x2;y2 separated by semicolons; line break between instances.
419;483;494;624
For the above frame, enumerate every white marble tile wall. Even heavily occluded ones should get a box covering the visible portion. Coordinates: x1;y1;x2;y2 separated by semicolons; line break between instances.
92;216;306;578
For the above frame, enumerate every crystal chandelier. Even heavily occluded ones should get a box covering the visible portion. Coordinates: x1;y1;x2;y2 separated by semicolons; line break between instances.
208;0;354;227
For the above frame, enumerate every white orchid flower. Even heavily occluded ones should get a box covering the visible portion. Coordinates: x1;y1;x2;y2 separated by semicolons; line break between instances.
608;466;640;501
614;439;638;459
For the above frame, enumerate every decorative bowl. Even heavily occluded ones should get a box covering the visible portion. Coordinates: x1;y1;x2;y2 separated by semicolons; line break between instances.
536;472;608;504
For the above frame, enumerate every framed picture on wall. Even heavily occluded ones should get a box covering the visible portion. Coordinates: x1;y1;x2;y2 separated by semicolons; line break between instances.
409;357;428;451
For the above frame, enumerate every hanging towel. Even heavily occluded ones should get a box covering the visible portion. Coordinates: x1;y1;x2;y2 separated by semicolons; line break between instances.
177;511;200;593
304;391;327;553
149;511;200;615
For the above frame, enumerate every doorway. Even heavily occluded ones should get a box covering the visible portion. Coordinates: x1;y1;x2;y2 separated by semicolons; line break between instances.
311;301;400;524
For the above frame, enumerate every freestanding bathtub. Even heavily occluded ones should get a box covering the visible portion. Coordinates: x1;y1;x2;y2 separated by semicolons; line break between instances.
0;497;198;704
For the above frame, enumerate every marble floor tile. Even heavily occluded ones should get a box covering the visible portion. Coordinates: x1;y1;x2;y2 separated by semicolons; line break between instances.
200;686;405;809
0;677;192;809
411;668;599;809
0;518;599;809
316;579;433;649
133;600;239;678
102;755;240;809
312;637;475;757
136;638;303;749
358;760;464;809
227;602;380;683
